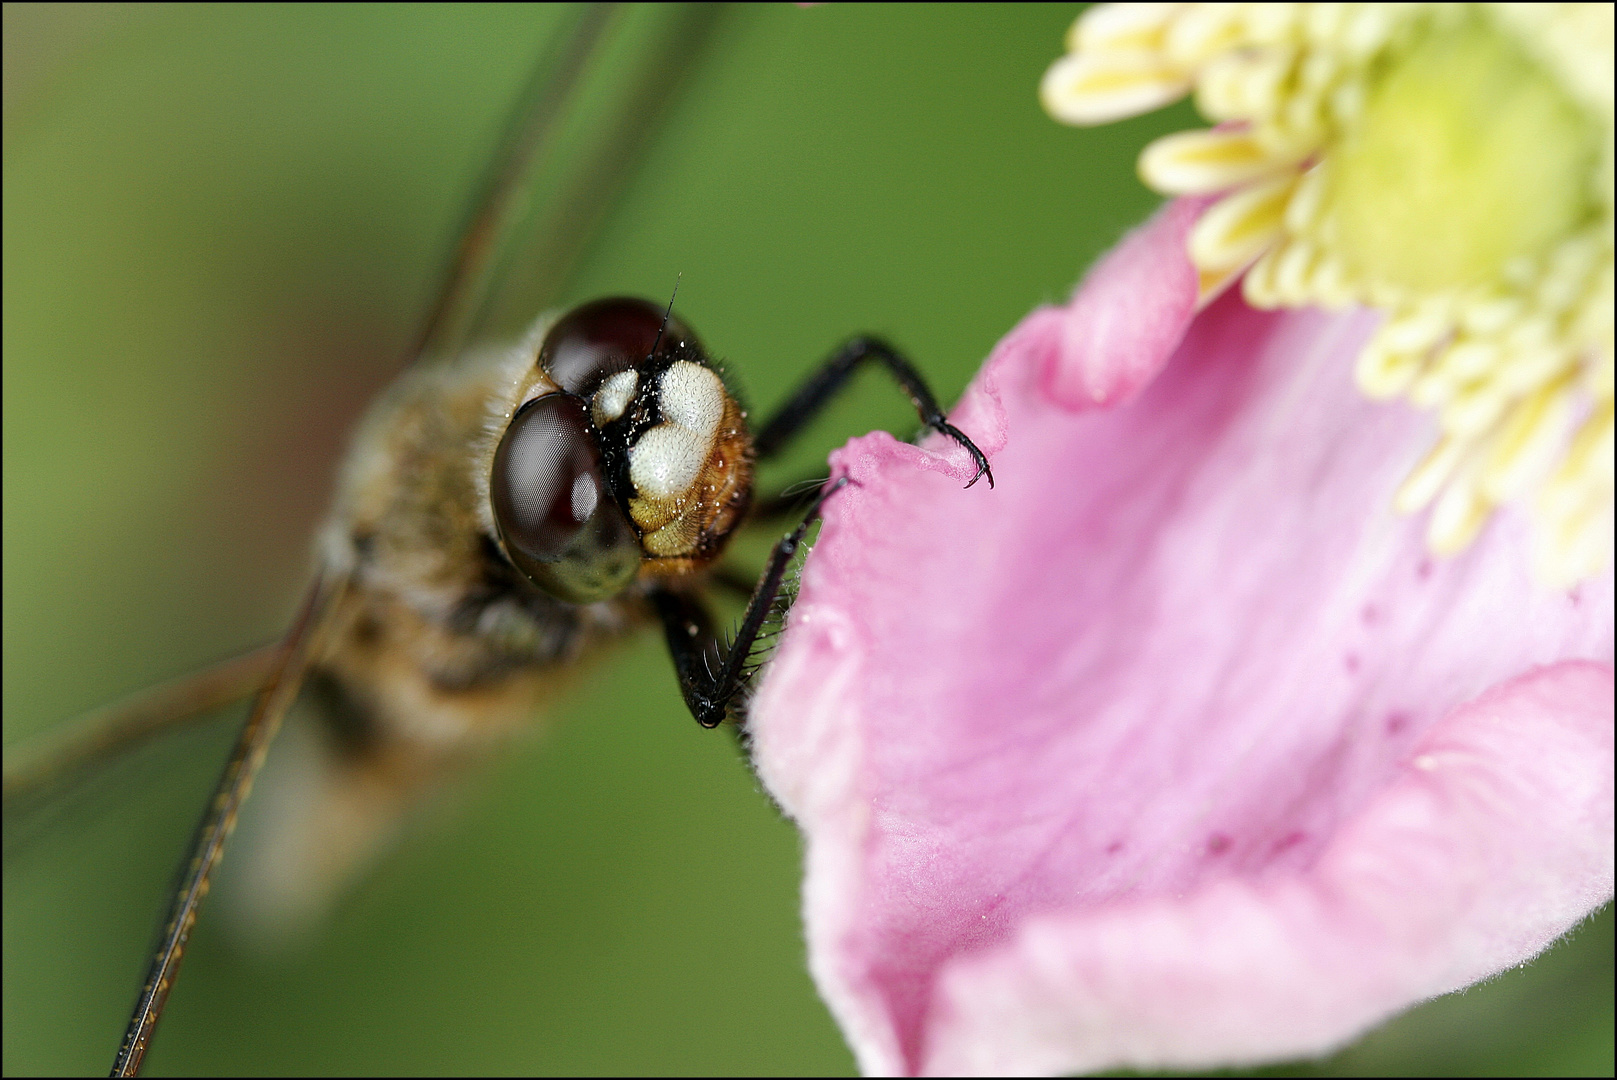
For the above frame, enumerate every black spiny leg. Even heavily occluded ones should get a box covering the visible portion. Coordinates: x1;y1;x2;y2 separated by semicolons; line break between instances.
673;340;990;728
752;336;993;488
655;479;848;728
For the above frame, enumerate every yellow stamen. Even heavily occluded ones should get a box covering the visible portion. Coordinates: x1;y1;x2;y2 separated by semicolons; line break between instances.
1040;52;1189;126
1428;463;1493;555
1044;3;1615;586
1396;433;1467;516
1140;128;1293;194
1480;376;1577;503
1188;175;1295;275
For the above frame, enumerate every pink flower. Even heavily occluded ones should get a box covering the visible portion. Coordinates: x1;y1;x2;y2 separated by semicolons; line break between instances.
747;201;1615;1077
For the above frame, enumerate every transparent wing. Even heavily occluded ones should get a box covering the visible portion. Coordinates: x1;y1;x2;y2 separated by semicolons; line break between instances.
417;1;726;361
109;571;345;1077
407;1;616;365
473;3;726;343
3;644;279;832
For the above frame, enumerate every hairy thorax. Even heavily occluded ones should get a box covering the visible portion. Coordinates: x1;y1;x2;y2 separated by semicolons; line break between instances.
313;340;641;755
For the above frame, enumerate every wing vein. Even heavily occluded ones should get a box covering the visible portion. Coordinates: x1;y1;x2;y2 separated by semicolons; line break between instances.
108;570;346;1078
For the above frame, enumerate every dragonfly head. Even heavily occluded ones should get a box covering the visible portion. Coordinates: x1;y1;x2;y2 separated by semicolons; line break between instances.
491;297;753;603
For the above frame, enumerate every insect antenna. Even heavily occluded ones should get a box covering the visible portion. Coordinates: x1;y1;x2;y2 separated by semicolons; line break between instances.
651;274;682;357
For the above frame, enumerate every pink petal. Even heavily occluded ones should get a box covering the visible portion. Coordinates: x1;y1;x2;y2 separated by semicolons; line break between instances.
748;203;1615;1076
1046;195;1208;409
924;661;1614;1075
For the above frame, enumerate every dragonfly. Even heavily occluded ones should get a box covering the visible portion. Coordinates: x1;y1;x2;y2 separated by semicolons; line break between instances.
9;4;1021;1073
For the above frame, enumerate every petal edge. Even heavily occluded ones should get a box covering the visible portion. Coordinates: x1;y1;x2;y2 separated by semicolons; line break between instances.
923;661;1616;1076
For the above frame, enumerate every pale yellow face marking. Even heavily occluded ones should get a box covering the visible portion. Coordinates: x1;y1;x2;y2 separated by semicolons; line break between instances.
629;424;708;499
591;369;638;428
657;361;724;435
626;361;726;501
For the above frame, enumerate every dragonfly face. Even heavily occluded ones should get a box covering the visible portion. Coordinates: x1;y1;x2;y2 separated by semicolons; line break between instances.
6;4;1114;1074
491;297;753;597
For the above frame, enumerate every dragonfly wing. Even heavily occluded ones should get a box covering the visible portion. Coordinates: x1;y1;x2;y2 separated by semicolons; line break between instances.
409;2;616;366
3;643;280;825
110;569;346;1077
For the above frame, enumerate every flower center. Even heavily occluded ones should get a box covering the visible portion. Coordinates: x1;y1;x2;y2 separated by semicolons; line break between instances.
1042;3;1614;587
1327;15;1597;295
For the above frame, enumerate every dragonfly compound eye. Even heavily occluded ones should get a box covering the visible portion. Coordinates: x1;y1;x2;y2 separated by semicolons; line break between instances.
538;296;698;396
491;393;641;603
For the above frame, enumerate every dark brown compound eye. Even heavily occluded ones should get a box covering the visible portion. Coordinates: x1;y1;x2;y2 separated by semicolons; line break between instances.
491;394;641;603
538;296;700;395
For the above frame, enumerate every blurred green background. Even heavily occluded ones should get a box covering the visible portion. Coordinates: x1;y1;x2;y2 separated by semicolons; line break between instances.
3;4;1610;1076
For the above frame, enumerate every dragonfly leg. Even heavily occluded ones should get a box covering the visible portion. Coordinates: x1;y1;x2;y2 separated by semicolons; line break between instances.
750;336;993;488
656;479;847;727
